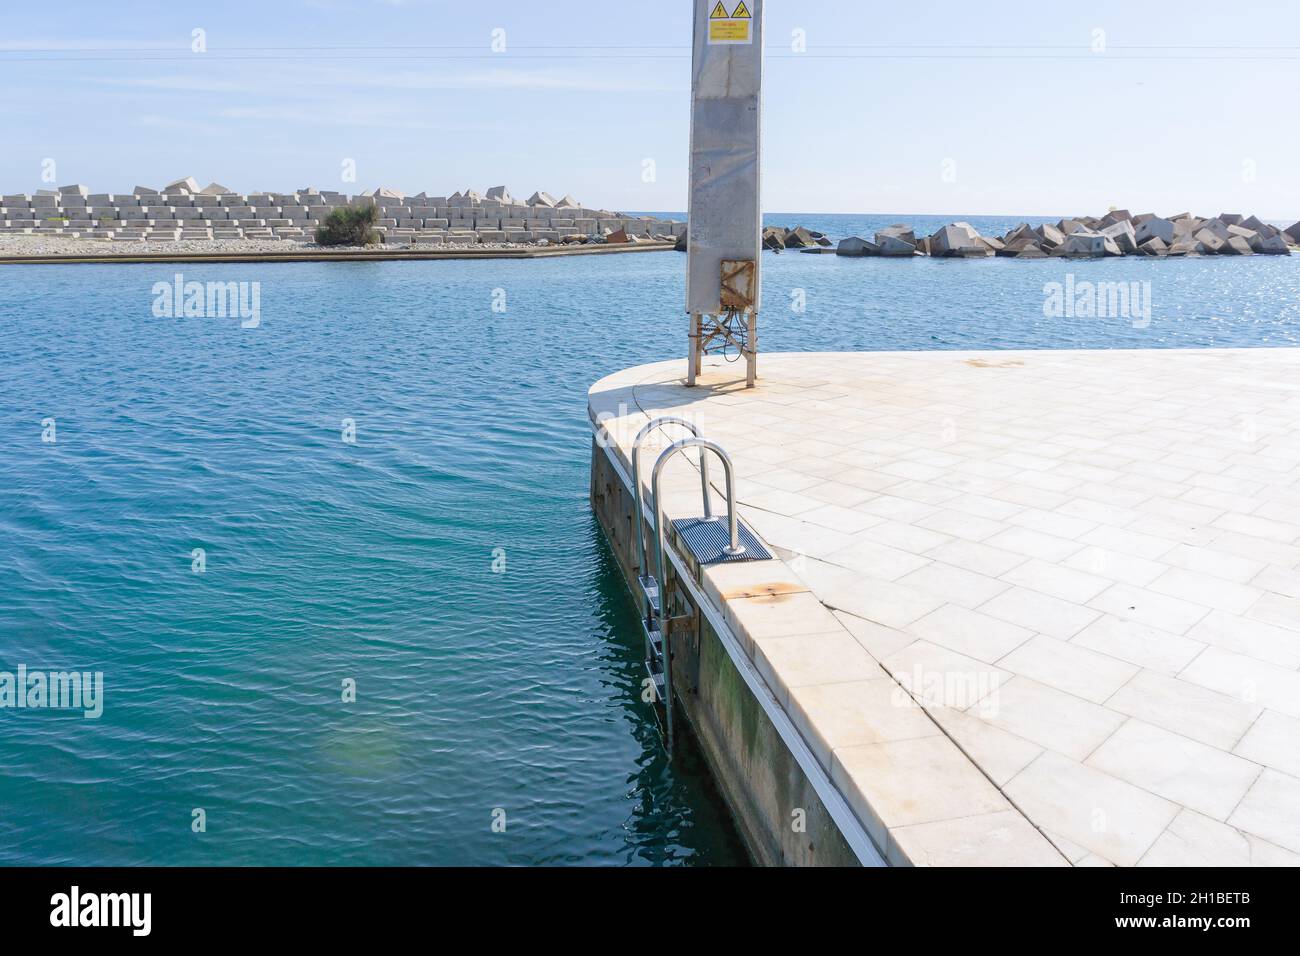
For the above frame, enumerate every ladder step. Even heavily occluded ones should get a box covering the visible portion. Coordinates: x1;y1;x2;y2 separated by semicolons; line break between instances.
642;620;664;659
637;574;661;616
644;662;666;698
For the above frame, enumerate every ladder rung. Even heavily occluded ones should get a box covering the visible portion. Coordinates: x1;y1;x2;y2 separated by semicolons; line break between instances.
644;662;666;696
637;574;661;615
642;620;664;658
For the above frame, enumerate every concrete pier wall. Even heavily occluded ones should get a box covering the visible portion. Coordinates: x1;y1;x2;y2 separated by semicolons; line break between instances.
589;436;862;867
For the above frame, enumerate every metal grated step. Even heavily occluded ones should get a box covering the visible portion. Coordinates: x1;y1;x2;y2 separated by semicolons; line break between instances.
672;516;771;565
643;620;664;658
637;574;661;616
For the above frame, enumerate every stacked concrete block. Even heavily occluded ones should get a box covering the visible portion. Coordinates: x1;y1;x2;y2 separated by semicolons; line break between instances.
0;182;686;248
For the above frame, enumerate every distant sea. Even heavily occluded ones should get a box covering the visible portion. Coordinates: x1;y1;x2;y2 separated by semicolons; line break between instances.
1;214;1297;865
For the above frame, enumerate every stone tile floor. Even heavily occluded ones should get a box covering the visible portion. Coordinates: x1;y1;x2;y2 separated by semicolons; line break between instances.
591;348;1300;866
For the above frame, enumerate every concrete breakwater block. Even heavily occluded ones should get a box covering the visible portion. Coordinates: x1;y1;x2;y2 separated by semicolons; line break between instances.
1100;220;1138;254
1260;234;1292;255
1135;216;1175;245
930;222;993;257
0;181;684;251
876;223;916;244
828;209;1298;263
877;234;918;256
836;236;878;257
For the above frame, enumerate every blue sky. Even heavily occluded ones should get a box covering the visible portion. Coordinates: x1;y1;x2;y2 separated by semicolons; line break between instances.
3;0;1298;218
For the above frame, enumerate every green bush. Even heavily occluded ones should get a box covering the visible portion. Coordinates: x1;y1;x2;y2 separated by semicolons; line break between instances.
315;203;380;246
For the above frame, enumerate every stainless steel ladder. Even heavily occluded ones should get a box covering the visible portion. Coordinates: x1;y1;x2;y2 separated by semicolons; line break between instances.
631;421;770;755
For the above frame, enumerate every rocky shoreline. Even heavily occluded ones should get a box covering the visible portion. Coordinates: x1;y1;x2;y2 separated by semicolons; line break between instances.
833;211;1300;259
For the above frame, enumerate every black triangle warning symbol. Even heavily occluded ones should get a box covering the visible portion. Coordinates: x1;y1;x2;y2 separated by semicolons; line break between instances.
732;1;751;17
710;2;729;18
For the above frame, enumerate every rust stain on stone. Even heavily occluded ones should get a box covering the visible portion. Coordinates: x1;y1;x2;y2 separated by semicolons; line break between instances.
723;584;804;601
964;358;1025;369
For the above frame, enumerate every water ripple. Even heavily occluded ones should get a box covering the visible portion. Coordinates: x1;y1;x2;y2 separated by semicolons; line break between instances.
1;221;1296;864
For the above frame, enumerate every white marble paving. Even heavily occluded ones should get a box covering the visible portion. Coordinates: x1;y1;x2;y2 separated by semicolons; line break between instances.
591;348;1300;866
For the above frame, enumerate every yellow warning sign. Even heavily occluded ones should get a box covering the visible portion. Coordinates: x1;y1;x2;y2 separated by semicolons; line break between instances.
709;20;750;42
706;0;753;45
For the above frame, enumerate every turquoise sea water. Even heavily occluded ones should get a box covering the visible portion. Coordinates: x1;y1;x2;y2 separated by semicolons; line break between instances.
1;213;1298;866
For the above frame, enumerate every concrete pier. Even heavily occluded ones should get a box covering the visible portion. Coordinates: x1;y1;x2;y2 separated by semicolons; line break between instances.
589;348;1300;866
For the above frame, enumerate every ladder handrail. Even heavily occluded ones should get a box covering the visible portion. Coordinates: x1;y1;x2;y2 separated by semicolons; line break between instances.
631;417;712;586
649;437;745;752
651;438;745;578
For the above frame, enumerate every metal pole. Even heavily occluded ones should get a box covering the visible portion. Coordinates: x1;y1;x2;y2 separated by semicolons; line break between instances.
686;0;764;388
687;313;700;385
746;312;757;387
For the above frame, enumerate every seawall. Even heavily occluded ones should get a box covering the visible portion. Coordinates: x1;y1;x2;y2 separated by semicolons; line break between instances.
588;386;882;866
